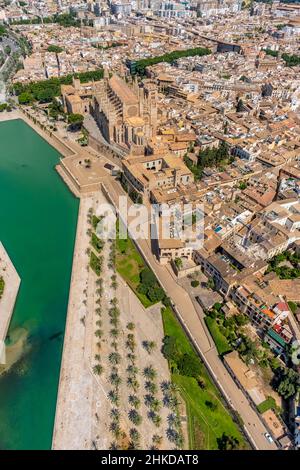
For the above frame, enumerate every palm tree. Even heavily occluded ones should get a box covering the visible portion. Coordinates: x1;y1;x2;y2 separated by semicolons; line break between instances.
95;307;102;316
93;364;103;375
108;389;120;406
110;328;119;338
128;409;142;426
95;329;103;338
127;376;140;392
129;428;140;446
109;442;120;450
127;353;136;363
109;421;121;439
142;340;156;354
110;297;118;306
126;365;139;376
150;399;161;413
152;434;162;446
145;394;154;409
97;287;103;297
145;381;158;394
167;413;180;428
163;390;179;410
160;380;172;393
147;410;162;427
110;340;118;351
175;433;184;449
126;322;135;331
126;334;136;352
110;408;120;422
128;395;141;409
94;354;101;362
110;317;119;328
166;427;179;443
169;382;178;394
109;373;122;388
109;307;120;318
96;320;102;327
143;365;157;381
109;352;121;365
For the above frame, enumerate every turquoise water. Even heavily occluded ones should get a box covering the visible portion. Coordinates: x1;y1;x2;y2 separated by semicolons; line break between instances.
0;119;79;449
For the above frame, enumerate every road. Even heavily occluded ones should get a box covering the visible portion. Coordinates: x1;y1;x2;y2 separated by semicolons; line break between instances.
102;177;278;451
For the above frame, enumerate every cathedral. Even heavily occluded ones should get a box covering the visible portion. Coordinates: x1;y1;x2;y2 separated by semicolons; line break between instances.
91;72;158;155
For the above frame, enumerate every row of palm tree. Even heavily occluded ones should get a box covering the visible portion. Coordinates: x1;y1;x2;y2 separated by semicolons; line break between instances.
89;210;105;380
106;242;125;447
160;381;184;449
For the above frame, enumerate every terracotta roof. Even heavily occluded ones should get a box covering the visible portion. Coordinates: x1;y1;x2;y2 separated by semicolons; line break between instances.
109;75;138;105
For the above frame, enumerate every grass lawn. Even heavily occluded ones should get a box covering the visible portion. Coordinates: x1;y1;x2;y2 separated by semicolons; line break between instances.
92;214;100;231
115;221;156;308
204;316;232;356
91;232;104;253
257;396;276;414
162;307;248;450
90;251;102;276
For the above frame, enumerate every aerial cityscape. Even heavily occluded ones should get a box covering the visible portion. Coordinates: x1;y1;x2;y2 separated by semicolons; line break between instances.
0;0;299;453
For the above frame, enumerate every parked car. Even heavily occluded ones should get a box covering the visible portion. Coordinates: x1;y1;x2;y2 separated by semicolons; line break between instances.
264;432;274;444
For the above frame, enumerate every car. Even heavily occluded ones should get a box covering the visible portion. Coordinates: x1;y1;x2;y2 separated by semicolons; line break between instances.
264;432;274;444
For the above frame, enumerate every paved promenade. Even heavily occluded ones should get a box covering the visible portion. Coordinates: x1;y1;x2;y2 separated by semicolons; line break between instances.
52;195;97;449
0;242;21;344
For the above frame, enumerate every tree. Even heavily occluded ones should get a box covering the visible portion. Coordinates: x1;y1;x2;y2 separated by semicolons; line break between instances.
143;365;157;380
18;92;34;104
140;268;156;288
142;340;156;354
47;45;63;53
174;257;183;270
205;400;217;411
177;353;202;379
129;428;140;445
108;390;119;406
93;364;103;375
236;98;244;113
67;113;84;131
275;367;300;399
109;372;122;388
152;434;162;446
147;286;165;303
217;433;239;450
145;381;158;394
110;408;120;422
128;409;142;426
37;88;56;103
162;335;181;364
128;395;141;409
207;277;215;290
108;352;121;365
